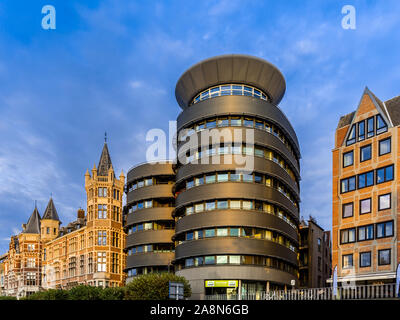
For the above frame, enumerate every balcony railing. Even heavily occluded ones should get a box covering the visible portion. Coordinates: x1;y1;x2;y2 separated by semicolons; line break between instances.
205;283;399;300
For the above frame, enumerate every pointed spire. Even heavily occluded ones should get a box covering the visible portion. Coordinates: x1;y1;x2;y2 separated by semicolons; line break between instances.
42;197;60;221
23;206;41;234
97;138;114;177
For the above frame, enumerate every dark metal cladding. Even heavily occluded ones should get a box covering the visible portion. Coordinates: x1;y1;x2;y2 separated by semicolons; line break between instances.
175;54;286;108
173;55;301;297
124;162;175;278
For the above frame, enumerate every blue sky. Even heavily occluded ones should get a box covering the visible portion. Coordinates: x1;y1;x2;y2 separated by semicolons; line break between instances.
0;0;399;253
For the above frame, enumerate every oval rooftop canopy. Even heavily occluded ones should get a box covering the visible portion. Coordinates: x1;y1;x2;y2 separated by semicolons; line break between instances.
175;54;286;109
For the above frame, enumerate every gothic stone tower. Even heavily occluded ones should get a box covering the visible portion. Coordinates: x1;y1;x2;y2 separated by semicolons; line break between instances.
84;140;126;287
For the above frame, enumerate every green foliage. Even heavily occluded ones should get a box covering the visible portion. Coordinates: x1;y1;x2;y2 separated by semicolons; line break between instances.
125;272;191;300
68;285;103;300
100;287;126;300
25;289;70;300
0;296;17;300
2;273;191;300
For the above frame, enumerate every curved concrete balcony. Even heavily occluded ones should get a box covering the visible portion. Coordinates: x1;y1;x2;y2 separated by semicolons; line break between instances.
126;252;174;268
126;229;175;247
175;182;299;220
177;126;299;177
127;162;174;183
175;155;299;199
126;184;174;204
176;95;300;158
126;207;174;227
174;237;297;265
174;210;298;243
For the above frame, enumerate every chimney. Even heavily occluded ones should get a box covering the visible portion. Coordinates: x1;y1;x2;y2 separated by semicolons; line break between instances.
77;208;85;219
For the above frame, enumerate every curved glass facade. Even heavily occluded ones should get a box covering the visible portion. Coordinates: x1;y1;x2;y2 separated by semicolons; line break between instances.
174;55;301;299
191;84;269;105
124;163;175;281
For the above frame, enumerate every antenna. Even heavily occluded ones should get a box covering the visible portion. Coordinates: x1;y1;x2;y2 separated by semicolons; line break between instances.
104;131;107;143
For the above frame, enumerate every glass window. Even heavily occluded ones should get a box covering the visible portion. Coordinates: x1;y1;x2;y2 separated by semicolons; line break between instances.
358;121;365;141
194;203;204;213
229;255;240;264
216;255;228;264
376;165;393;184
342;254;353;268
230;200;241;210
195;177;204;186
195;230;203;239
217;118;229;127
206;120;216;128
341;228;356;244
144;200;152;208
230;228;239;237
242;201;253;210
243;119;254;127
185;259;194;267
217;173;228;182
230;173;241;181
360;198;371;214
378;193;391;210
376;221;393;238
204;256;216;265
186;180;194;189
186;232;194;241
379;138;391;155
358;171;374;189
217;200;228;209
232;146;241;155
205;201;216;211
358;225;374;241
186;206;194;215
205;175;216;184
360;145;371;162
376;114;387;134
194;257;203;266
205;229;215;238
346;125;356;145
343;151;353;167
138;181;144;188
144;178;152;186
242;174;253;182
231;117;242;126
217;228;228;237
342;203;353;218
254;175;262;183
360;252;371;267
367;117;374;137
341;176;356;193
378;249;391;265
255;121;264;129
254;148;264;157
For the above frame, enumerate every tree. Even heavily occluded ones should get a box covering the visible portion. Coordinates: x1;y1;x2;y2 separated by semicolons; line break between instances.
100;287;126;300
125;272;191;300
68;285;103;300
24;289;69;300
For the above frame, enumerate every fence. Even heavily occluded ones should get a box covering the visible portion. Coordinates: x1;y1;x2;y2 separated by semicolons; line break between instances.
206;283;398;300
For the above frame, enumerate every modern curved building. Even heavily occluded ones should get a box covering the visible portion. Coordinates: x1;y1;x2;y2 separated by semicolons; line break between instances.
173;54;301;299
124;162;175;281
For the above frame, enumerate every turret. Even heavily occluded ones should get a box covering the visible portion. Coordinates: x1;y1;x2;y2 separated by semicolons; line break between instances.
40;197;61;242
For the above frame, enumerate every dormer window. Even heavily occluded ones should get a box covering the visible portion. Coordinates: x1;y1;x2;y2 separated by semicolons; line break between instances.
358;121;365;141
367;117;374;137
376;114;388;134
346;124;356;146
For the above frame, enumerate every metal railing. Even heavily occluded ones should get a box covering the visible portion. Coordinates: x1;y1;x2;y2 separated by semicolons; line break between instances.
205;283;399;300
